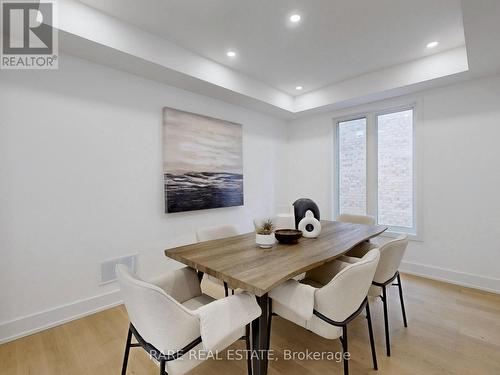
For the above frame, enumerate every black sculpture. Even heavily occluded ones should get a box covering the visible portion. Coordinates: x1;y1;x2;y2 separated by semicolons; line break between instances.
293;198;320;230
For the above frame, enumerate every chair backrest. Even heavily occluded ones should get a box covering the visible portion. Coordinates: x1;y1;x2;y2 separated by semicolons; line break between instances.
315;249;380;322
196;224;238;242
116;265;200;353
336;213;376;225
373;235;408;284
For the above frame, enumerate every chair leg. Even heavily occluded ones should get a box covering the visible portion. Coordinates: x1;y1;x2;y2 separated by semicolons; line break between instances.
121;326;133;375
382;285;391;357
159;359;166;375
245;324;252;375
396;273;408;327
223;282;229;297
341;325;349;375
365;301;378;370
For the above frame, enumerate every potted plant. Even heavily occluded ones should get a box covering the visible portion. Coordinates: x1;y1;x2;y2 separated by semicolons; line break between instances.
255;219;276;248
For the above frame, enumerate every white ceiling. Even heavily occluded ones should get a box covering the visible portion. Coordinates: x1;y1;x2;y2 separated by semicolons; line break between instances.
77;0;465;96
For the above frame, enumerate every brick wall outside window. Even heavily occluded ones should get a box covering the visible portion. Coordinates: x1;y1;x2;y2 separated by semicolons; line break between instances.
377;110;414;228
339;118;366;215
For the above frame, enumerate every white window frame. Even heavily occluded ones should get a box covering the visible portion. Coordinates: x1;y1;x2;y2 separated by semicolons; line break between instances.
333;104;421;240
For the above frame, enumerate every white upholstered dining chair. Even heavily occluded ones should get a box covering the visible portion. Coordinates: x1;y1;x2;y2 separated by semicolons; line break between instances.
340;235;409;356
269;249;381;375
336;213;376;225
116;264;260;375
196;224;239;297
336;213;382;256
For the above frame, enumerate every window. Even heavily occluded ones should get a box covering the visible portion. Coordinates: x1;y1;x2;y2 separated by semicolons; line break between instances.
338;118;367;215
377;110;414;229
335;108;417;235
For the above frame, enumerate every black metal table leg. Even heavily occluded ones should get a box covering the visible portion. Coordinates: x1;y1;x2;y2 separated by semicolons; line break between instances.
252;293;269;375
197;271;204;283
245;324;252;375
266;299;272;350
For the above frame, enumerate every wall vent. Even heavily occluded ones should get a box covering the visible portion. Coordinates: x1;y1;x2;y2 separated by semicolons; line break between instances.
100;254;138;285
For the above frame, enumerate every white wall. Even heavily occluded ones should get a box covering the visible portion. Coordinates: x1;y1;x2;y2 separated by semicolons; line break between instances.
2;52;500;344
285;74;500;293
0;53;288;342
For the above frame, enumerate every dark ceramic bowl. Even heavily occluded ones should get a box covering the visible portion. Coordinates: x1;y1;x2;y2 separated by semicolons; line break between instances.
275;229;303;244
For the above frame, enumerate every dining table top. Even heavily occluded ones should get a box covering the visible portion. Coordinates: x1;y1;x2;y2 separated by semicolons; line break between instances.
165;220;387;296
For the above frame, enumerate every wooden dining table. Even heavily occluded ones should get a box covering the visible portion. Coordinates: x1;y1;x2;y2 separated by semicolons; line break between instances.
165;220;387;375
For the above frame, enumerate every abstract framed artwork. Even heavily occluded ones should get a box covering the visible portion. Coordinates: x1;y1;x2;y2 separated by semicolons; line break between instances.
163;107;244;213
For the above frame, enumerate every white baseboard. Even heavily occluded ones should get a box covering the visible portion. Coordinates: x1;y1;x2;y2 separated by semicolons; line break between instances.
1;262;498;345
0;290;123;345
400;261;500;294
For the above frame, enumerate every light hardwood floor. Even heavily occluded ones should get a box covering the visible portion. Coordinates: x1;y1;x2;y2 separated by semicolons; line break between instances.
1;274;500;375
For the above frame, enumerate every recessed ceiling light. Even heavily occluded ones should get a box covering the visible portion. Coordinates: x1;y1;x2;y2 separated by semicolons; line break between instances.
290;14;301;23
295;86;303;90
426;41;439;49
226;50;236;57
